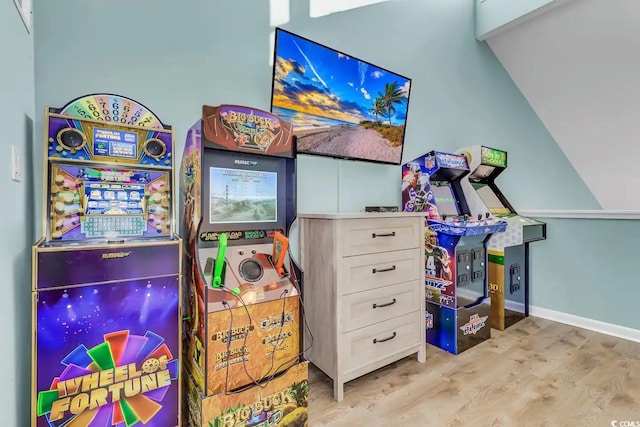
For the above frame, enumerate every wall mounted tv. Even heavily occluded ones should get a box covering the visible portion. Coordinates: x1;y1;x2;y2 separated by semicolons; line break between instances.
270;28;412;166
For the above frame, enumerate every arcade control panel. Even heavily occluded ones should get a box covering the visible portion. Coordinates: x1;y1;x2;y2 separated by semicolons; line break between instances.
199;232;296;307
440;212;501;229
428;211;508;308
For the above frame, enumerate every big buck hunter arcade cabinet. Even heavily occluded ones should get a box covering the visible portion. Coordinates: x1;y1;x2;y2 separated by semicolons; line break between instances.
180;105;308;427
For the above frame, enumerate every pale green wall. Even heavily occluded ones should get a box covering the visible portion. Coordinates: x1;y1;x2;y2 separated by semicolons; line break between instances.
0;2;35;426
32;0;597;227
530;218;640;329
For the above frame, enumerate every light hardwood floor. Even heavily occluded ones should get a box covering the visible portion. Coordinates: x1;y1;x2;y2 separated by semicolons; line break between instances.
307;317;640;426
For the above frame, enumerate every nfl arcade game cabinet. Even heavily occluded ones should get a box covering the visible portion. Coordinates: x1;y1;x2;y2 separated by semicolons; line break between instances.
180;105;308;427
456;146;547;330
32;94;182;427
402;151;507;354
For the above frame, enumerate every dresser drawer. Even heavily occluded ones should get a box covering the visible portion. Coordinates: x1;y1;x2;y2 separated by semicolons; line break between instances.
341;311;422;376
340;248;421;295
341;280;421;332
339;217;421;256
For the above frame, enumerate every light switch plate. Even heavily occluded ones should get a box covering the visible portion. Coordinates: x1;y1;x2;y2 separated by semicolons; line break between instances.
12;146;23;182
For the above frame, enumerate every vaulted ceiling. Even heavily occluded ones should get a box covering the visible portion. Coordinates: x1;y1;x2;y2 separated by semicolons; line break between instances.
484;0;640;209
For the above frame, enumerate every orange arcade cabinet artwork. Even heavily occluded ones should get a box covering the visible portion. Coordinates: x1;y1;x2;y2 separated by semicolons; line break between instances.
180;105;308;427
32;94;182;427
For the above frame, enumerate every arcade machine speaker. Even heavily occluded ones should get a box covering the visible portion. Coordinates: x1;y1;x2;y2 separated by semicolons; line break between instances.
32;93;182;427
180;104;308;427
456;145;547;330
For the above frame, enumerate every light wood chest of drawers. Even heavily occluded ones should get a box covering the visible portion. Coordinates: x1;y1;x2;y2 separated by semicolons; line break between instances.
299;212;426;401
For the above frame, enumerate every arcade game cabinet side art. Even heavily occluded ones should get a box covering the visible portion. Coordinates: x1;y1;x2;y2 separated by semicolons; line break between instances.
180;105;308;427
32;94;182;427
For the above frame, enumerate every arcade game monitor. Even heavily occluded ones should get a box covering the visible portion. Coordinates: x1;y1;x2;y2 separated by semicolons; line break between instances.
457;145;547;330
32;94;181;427
180;105;308;427
402;150;507;355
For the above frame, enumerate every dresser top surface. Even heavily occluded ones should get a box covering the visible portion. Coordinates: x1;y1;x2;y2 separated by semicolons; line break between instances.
298;212;426;220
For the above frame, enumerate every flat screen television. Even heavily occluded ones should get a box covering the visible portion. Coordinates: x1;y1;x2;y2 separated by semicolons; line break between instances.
270;28;412;166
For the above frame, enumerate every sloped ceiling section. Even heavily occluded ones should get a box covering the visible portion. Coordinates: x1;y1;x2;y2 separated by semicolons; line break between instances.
486;0;640;210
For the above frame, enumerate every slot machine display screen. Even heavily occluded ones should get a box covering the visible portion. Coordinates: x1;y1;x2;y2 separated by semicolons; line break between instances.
432;182;459;217
473;183;511;215
49;165;171;241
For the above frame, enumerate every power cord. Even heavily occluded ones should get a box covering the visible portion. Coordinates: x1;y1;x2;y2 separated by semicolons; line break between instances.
208;237;315;395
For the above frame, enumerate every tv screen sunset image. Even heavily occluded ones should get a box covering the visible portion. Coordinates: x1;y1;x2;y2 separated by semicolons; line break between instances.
271;29;411;165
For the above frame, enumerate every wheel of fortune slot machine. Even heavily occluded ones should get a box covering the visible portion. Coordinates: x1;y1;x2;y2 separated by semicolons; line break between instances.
32;94;182;427
180;104;309;427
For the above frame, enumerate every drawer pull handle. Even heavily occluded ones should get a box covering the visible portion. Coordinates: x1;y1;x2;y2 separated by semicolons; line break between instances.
373;298;396;309
372;231;396;238
373;332;397;344
372;265;396;274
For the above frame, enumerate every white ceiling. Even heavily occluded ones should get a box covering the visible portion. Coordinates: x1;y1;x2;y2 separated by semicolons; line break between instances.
486;0;640;210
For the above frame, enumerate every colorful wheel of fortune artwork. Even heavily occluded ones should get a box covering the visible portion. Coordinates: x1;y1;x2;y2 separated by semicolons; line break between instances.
36;329;178;426
59;93;165;130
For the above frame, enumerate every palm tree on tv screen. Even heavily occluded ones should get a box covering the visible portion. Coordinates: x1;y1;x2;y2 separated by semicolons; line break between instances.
378;81;404;125
370;98;386;124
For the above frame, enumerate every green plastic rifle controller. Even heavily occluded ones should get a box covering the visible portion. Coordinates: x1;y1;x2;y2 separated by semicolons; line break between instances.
212;233;228;288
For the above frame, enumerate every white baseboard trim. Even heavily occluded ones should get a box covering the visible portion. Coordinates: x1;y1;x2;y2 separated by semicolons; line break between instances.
529;305;640;343
504;300;525;313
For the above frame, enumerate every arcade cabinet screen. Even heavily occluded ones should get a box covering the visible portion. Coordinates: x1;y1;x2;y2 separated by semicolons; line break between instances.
49;165;171;241
270;28;411;166
473;184;511;215
202;150;288;235
431;182;459;217
209;167;278;224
